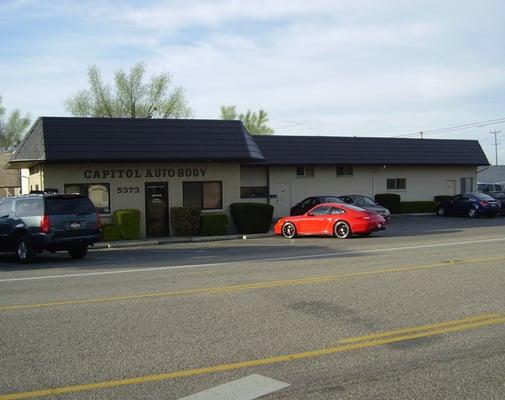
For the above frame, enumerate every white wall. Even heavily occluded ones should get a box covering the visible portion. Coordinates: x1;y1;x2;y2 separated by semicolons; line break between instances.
266;165;477;217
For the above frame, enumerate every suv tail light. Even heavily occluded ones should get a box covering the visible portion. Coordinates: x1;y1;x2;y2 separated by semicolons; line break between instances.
480;200;489;206
96;212;101;228
40;214;51;233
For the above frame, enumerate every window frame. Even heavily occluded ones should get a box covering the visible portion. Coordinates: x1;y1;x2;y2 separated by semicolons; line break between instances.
296;166;314;177
64;183;111;214
183;181;223;210
336;165;353;176
240;186;269;199
387;177;407;191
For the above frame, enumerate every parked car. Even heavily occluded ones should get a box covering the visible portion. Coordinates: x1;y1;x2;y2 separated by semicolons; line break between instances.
339;195;391;221
0;194;101;263
436;193;501;218
276;202;386;239
487;192;505;215
477;183;503;193
290;196;345;216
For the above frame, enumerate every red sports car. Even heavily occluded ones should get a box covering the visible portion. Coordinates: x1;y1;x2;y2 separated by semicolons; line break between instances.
274;202;386;239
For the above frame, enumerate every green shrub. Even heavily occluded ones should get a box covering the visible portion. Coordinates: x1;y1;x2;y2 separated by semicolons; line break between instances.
170;207;201;236
200;213;229;236
434;195;453;204
113;209;141;240
399;201;437;213
102;223;122;241
230;203;274;234
374;193;401;214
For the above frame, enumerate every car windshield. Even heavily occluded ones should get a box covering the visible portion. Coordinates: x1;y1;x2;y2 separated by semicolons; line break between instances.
355;197;376;206
45;197;96;215
321;196;344;204
473;193;494;201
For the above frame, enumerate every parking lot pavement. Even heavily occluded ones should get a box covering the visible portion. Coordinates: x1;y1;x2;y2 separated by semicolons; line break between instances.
1;215;505;399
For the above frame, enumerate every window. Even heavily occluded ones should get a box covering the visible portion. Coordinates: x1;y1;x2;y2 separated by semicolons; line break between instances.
354;197;376;207
309;205;331;215
296;166;314;177
240;186;268;199
331;207;345;214
0;199;13;217
64;183;110;213
183;181;222;210
15;198;44;217
336;165;353;176
387;178;406;190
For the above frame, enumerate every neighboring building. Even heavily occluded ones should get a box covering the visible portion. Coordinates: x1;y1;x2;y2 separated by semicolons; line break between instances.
477;165;505;184
8;117;489;237
0;151;21;198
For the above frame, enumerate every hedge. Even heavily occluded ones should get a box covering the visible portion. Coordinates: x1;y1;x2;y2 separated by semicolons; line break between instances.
102;223;122;241
200;213;229;236
112;209;141;240
170;207;201;236
399;201;437;213
434;195;453;204
374;193;401;214
230;203;274;234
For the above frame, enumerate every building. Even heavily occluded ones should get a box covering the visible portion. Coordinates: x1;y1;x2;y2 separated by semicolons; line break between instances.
0;151;21;198
8;117;489;237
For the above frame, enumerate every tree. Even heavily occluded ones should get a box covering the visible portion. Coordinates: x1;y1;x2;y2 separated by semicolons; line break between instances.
65;63;192;118
0;96;31;151
220;105;274;135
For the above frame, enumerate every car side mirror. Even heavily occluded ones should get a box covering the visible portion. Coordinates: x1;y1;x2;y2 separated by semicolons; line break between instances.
307;212;314;217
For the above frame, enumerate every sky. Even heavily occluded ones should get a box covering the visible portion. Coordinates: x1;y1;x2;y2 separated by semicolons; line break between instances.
1;0;505;164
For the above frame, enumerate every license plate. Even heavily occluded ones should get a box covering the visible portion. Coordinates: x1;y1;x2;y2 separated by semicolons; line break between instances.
70;222;81;229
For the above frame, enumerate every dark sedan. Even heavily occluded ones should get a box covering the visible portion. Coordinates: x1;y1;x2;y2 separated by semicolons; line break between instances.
290;196;345;216
339;195;391;221
436;193;501;218
487;192;505;215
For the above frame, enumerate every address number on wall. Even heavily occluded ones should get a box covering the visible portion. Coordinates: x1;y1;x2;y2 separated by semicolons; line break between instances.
117;186;140;194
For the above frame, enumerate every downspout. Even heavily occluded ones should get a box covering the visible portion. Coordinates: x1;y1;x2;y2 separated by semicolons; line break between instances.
372;165;387;197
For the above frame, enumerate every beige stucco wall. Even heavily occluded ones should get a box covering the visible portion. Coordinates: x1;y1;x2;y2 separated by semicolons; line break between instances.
37;162;241;237
266;165;477;217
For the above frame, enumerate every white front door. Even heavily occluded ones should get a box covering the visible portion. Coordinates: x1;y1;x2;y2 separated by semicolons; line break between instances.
445;180;456;195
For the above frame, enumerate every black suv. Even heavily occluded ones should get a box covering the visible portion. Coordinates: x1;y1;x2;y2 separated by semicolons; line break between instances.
0;194;101;263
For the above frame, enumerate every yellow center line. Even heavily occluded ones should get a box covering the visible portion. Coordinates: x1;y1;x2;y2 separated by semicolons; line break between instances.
1;313;504;400
2;255;505;312
0;257;505;312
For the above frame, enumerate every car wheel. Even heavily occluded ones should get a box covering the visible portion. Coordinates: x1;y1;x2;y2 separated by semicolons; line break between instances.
68;245;88;259
437;207;446;216
16;236;36;264
334;221;351;239
468;208;477;218
281;222;296;239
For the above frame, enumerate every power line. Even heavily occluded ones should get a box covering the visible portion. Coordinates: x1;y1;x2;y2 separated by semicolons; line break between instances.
490;129;502;165
393;117;505;138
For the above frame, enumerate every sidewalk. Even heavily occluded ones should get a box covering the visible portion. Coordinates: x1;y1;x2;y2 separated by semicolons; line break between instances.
92;232;275;249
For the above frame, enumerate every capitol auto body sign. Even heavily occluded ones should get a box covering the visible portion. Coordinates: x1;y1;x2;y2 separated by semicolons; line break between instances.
83;168;208;179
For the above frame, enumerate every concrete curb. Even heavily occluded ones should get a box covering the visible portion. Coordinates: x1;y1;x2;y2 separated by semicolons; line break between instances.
92;232;275;249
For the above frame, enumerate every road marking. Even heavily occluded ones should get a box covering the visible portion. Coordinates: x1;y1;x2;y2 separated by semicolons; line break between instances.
1;313;503;400
2;255;504;312
1;236;505;283
177;374;289;400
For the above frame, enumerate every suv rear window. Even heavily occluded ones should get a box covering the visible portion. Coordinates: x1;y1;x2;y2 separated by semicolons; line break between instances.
15;198;44;217
45;197;96;215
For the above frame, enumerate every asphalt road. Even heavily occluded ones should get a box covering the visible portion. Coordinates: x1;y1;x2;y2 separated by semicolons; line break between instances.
1;215;505;399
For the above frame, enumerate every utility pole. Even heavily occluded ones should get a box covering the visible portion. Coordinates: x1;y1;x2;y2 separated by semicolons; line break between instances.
490;130;502;165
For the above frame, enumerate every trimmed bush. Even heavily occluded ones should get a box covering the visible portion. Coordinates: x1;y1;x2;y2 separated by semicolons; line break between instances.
230;203;274;234
200;213;229;236
113;209;141;240
399;201;437;213
102;223;122;241
434;195;453;204
374;193;401;214
170;207;201;236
